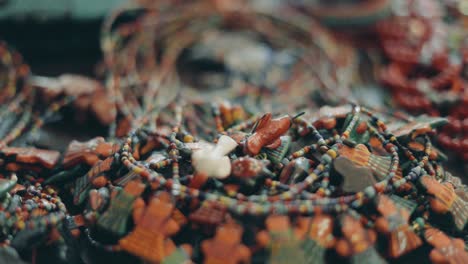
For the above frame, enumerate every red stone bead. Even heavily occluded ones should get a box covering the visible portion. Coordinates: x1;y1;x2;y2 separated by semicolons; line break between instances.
420;97;431;109
462;138;468;153
428;109;440;117
462;118;468;135
451;138;461;153
462;94;468;104
451;119;462;134
445;117;456;133
438;134;451;148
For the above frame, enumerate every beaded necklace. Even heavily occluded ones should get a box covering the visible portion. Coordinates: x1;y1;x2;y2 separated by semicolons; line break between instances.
99;0;358;137
377;0;468;161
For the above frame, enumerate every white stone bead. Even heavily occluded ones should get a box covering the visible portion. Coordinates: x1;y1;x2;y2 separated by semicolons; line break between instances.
191;135;238;179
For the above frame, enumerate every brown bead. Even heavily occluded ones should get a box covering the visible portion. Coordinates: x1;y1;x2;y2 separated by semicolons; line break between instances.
356;121;368;134
92;176;107;188
189;172;208;189
2;147;60;169
244;113;292;156
321;117;337;130
429;149;438;160
71;229;81;237
63;137;117;168
408;141;425;152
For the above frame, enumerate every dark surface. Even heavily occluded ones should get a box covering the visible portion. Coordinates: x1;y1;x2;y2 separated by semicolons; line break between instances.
0;18;101;76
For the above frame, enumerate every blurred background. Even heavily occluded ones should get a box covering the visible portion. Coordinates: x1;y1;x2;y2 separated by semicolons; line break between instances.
0;0;127;75
0;0;286;75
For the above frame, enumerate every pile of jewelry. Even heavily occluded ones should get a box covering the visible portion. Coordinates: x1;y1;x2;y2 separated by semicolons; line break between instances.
57;102;468;264
0;1;467;264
